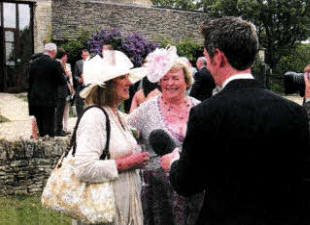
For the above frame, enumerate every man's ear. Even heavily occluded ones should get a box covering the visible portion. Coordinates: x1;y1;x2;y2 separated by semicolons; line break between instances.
213;49;227;68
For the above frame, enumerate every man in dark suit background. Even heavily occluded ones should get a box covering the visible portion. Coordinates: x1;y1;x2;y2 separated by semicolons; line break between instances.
73;49;89;118
190;57;215;101
161;17;310;225
55;48;70;137
28;43;66;137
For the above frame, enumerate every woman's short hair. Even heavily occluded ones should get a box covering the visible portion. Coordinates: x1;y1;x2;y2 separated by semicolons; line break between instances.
84;80;115;106
169;58;193;89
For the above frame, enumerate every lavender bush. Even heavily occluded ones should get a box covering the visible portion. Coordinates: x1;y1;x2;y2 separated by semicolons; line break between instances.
87;28;122;55
122;33;159;66
88;28;158;66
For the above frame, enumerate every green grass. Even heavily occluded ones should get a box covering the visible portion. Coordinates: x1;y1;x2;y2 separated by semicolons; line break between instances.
0;195;71;225
0;115;10;123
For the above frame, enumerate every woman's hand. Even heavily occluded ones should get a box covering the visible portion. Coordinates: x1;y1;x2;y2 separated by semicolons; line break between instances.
115;152;149;171
160;148;180;173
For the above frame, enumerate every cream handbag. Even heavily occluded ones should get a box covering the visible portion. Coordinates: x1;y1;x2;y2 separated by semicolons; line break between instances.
41;105;115;224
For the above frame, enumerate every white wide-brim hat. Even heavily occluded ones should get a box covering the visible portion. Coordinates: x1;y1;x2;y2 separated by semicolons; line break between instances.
80;50;147;99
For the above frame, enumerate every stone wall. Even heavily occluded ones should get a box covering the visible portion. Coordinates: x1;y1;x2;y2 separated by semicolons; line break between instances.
8;0;207;54
51;0;208;44
33;0;53;52
0;138;68;196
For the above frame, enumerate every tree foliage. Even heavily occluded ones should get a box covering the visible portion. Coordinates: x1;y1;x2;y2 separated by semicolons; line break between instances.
276;44;310;74
152;0;310;73
61;31;90;67
159;38;203;63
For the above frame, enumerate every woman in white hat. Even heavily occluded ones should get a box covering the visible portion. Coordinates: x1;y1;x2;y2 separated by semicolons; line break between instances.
128;46;204;225
72;50;149;225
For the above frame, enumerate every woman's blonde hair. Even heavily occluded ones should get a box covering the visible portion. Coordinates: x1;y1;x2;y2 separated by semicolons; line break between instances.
168;58;193;89
84;80;115;106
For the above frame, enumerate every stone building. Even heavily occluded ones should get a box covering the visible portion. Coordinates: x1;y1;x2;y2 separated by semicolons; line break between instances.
0;0;208;92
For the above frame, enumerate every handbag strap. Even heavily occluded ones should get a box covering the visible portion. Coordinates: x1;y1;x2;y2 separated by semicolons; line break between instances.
67;104;111;160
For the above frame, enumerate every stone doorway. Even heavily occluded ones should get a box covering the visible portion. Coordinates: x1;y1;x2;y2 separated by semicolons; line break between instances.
0;1;34;92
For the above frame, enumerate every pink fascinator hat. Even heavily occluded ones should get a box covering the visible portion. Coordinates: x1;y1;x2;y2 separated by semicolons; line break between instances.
144;46;179;83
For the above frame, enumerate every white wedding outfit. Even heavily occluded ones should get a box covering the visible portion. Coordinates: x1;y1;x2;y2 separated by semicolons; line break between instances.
72;106;143;225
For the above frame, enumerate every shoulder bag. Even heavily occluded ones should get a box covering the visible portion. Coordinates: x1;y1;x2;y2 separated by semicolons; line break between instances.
41;105;115;224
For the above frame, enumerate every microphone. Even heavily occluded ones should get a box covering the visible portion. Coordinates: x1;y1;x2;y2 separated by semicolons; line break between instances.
149;129;176;156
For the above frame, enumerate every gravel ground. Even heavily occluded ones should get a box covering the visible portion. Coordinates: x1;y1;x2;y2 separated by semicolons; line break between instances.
0;92;304;141
0;93;77;141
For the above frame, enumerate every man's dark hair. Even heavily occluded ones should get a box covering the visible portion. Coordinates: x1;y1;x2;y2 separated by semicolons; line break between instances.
56;48;67;59
200;17;258;70
81;49;89;53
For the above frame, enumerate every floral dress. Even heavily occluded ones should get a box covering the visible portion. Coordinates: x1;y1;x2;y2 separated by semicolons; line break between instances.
72;106;143;225
128;95;204;225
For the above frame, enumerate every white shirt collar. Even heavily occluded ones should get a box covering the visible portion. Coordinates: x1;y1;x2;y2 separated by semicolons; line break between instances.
222;73;254;88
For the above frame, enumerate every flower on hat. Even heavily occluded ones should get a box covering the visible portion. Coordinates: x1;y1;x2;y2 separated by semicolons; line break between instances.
144;46;179;83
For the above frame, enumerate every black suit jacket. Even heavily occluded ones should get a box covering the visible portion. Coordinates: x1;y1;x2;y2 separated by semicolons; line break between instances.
170;79;310;225
28;54;66;110
56;60;70;99
73;59;84;92
190;67;215;101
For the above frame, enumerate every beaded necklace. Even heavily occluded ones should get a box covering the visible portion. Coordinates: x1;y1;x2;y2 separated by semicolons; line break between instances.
159;96;192;142
160;96;191;122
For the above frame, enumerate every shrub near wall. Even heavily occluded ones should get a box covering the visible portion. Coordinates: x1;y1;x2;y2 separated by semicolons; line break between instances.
159;38;203;64
0;138;68;196
61;31;90;67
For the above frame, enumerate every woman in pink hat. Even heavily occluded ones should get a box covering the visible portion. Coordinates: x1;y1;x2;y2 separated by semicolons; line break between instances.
128;46;204;225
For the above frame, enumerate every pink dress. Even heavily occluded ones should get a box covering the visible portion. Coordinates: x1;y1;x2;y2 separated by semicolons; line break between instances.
128;95;204;225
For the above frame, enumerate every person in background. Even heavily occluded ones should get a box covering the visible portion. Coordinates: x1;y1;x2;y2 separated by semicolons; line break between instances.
28;43;66;137
102;44;113;57
72;50;149;225
129;77;161;112
128;46;203;225
161;17;310;225
63;57;74;134
189;57;215;101
73;49;90;118
55;48;70;137
55;48;73;136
